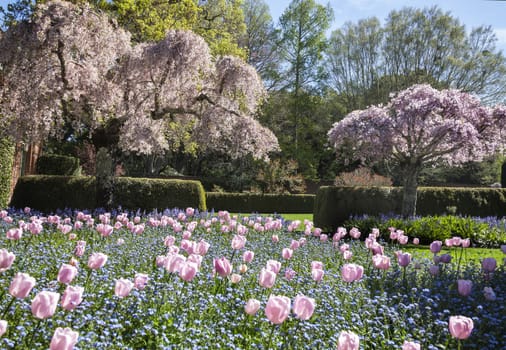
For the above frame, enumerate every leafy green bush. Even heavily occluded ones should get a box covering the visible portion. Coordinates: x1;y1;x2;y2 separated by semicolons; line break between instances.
10;176;206;212
10;175;96;211
342;215;506;247
0;139;15;208
113;177;206;211
206;192;314;213
36;154;81;175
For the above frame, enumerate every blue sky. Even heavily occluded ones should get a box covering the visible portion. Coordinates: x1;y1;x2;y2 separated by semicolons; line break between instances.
270;0;506;53
1;0;505;52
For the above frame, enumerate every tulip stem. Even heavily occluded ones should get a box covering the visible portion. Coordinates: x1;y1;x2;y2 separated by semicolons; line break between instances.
1;296;16;318
266;324;276;350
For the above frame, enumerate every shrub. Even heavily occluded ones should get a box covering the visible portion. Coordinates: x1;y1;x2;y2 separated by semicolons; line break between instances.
342;214;506;247
0;139;15;208
206;192;314;214
334;167;392;186
10;175;96;211
10;176;206;212
113;177;206;211
36;154;81;175
314;186;506;233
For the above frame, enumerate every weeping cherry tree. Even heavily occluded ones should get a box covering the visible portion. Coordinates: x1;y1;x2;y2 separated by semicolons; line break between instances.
0;0;279;207
328;84;506;217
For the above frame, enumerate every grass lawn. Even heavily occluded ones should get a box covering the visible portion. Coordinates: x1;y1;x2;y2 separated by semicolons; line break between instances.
405;246;504;266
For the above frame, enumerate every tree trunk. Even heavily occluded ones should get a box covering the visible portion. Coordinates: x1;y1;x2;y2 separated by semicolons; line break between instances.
501;161;506;188
401;164;419;218
95;147;115;209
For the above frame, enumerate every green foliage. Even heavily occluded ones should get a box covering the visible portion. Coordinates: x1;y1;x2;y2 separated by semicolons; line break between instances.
0;139;15;208
9;176;206;212
36;154;81;176
113;177;206;211
10;175;96;211
206;192;314;213
343;215;506;248
314;186;506;232
254;158;306;193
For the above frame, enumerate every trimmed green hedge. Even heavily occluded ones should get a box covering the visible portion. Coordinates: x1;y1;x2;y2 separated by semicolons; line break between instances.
10;176;206;212
206;192;315;213
314;186;506;232
113;177;206;211
36;154;81;175
0;139;15;208
10;176;96;211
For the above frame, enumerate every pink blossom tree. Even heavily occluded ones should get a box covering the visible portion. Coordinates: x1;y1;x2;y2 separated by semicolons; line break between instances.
0;0;278;207
328;84;506;217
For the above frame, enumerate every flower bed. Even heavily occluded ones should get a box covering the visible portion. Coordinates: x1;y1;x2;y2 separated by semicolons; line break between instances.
0;208;505;349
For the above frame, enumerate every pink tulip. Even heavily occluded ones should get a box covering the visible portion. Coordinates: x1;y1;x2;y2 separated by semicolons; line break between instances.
482;257;497;273
134;273;149;290
164;235;176;247
156;255;168;268
284;268;296;281
397;252;412;267
61;285;84;311
339;244;350;253
28;221;43;235
259;268;277;288
402;340;420;350
398;235;409;245
265;295;290;324
9;272;36;298
282;248;293;260
0;320;6;337
462;238;471;248
179;261;199;282
96;223;114;237
266;260;281;274
369;242;384;256
311;261;323;270
87;252;108;270
0;249;15;272
290;239;300;250
483;287;496;301
244;298;261;316
239;264;248;274
6;227;22;240
166;253;186;273
311;268;324;282
293;294;316;320
412;238;420;245
31;291;60;319
457;280;472;297
430;240;442;254
115;278;134;298
448;315;474;340
429;265;440;276
50;327;79;350
57;264;78;284
343;250;353;260
439;254;452;264
185;207;195;216
372;255;391;270
196;240;210;256
341;263;364;283
230;273;242;284
271;235;279;243
337;330;360;350
445;238;453;247
231;234;246;250
242;250;255;263
214;257;232;277
349;227;361;239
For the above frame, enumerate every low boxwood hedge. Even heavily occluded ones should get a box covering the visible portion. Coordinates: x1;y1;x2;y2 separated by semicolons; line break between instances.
206;192;314;214
36;154;81;175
